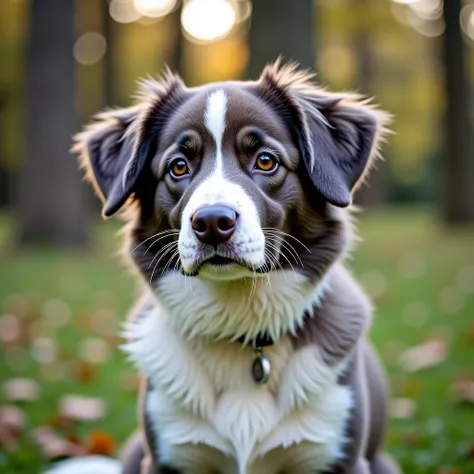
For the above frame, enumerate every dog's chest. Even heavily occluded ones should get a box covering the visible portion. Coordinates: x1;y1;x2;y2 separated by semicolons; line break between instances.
126;310;352;474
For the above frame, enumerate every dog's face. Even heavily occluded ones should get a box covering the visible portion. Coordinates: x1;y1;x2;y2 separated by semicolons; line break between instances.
75;63;389;289
148;85;304;281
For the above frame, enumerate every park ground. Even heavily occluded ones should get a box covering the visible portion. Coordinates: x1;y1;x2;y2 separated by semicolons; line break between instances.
0;208;473;473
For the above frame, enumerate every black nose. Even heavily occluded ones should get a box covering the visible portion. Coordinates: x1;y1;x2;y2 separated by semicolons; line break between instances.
191;205;238;246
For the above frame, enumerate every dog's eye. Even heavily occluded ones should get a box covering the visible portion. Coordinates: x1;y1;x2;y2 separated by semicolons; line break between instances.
254;154;278;173
169;159;189;178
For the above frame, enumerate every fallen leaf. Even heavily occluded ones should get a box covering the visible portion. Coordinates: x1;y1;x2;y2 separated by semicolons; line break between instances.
32;426;58;446
468;443;474;458
50;413;74;431
390;397;417;420
0;314;22;345
86;430;117;456
3;378;41;402
72;362;98;383
399;338;447;372
452;380;474;404
0;405;25;451
43;438;86;460
32;426;86;460
59;395;106;421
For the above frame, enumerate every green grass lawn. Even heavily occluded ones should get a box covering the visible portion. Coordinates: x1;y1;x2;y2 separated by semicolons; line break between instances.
1;208;473;473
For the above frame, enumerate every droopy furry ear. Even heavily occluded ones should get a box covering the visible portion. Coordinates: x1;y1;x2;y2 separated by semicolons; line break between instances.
73;106;141;217
257;61;391;207
73;69;185;217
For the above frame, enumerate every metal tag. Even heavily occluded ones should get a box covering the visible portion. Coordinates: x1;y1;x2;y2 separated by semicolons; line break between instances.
252;350;271;385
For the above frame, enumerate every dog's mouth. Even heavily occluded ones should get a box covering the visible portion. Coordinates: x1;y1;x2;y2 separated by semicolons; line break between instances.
182;251;264;278
206;255;235;266
200;254;242;271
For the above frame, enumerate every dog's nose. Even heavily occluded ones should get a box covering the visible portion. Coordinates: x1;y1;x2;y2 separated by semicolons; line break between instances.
191;205;238;246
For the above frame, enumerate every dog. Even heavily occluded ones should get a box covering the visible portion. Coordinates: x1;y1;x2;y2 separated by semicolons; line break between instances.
72;61;400;474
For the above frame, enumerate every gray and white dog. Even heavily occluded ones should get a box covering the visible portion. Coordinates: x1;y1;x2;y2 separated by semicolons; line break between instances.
73;61;401;474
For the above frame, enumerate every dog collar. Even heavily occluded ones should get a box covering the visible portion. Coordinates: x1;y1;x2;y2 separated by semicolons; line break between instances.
237;333;274;385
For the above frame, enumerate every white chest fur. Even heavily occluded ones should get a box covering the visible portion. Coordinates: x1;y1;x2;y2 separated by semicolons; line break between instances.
123;272;353;474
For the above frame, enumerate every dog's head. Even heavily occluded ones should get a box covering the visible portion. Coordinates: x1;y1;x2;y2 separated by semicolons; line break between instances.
75;62;389;290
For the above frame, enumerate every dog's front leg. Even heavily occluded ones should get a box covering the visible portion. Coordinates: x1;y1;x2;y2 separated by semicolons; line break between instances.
348;459;371;474
140;455;154;474
141;457;181;474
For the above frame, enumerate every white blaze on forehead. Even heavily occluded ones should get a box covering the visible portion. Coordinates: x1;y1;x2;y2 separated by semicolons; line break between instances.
178;87;265;275
204;89;227;173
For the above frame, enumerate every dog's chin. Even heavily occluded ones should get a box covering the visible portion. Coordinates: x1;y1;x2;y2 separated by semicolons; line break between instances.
184;255;262;281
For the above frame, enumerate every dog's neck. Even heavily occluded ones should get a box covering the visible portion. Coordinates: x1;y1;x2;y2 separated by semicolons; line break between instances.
152;268;331;344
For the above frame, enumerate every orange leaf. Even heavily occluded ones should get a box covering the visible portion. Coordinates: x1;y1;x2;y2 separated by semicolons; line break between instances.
86;430;117;456
72;362;98;383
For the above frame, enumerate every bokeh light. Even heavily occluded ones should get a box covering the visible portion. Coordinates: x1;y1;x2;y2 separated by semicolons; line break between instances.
391;0;445;37
409;0;442;20
109;0;141;23
182;0;236;43
133;0;177;18
73;32;107;66
233;0;252;23
392;0;418;4
460;4;474;42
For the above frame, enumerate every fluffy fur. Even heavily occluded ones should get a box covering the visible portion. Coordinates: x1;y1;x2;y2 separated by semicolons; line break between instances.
71;61;399;474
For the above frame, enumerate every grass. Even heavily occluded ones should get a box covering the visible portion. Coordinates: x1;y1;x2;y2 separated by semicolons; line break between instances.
0;208;473;473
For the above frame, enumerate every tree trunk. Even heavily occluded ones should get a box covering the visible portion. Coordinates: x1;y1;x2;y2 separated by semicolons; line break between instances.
102;0;115;107
166;4;184;77
247;0;315;79
441;0;474;223
352;0;389;209
19;0;89;246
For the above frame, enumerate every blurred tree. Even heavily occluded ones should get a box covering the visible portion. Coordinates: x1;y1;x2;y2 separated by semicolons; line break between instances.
247;0;315;78
18;0;89;246
441;0;474;223
351;0;389;210
166;3;184;76
102;0;116;107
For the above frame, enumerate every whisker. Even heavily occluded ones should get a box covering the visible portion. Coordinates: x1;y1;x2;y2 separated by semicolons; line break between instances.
264;247;288;282
133;229;179;252
264;234;304;268
260;257;272;289
149;243;178;283
248;273;257;302
147;241;178;270
161;249;181;276
262;228;312;254
265;241;297;278
144;233;179;255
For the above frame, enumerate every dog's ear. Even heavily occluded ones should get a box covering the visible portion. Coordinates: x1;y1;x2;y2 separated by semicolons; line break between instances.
257;61;391;207
73;70;185;217
73;106;143;217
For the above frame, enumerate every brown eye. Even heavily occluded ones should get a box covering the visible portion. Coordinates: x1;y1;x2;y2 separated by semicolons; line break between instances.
255;153;278;173
169;159;189;178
